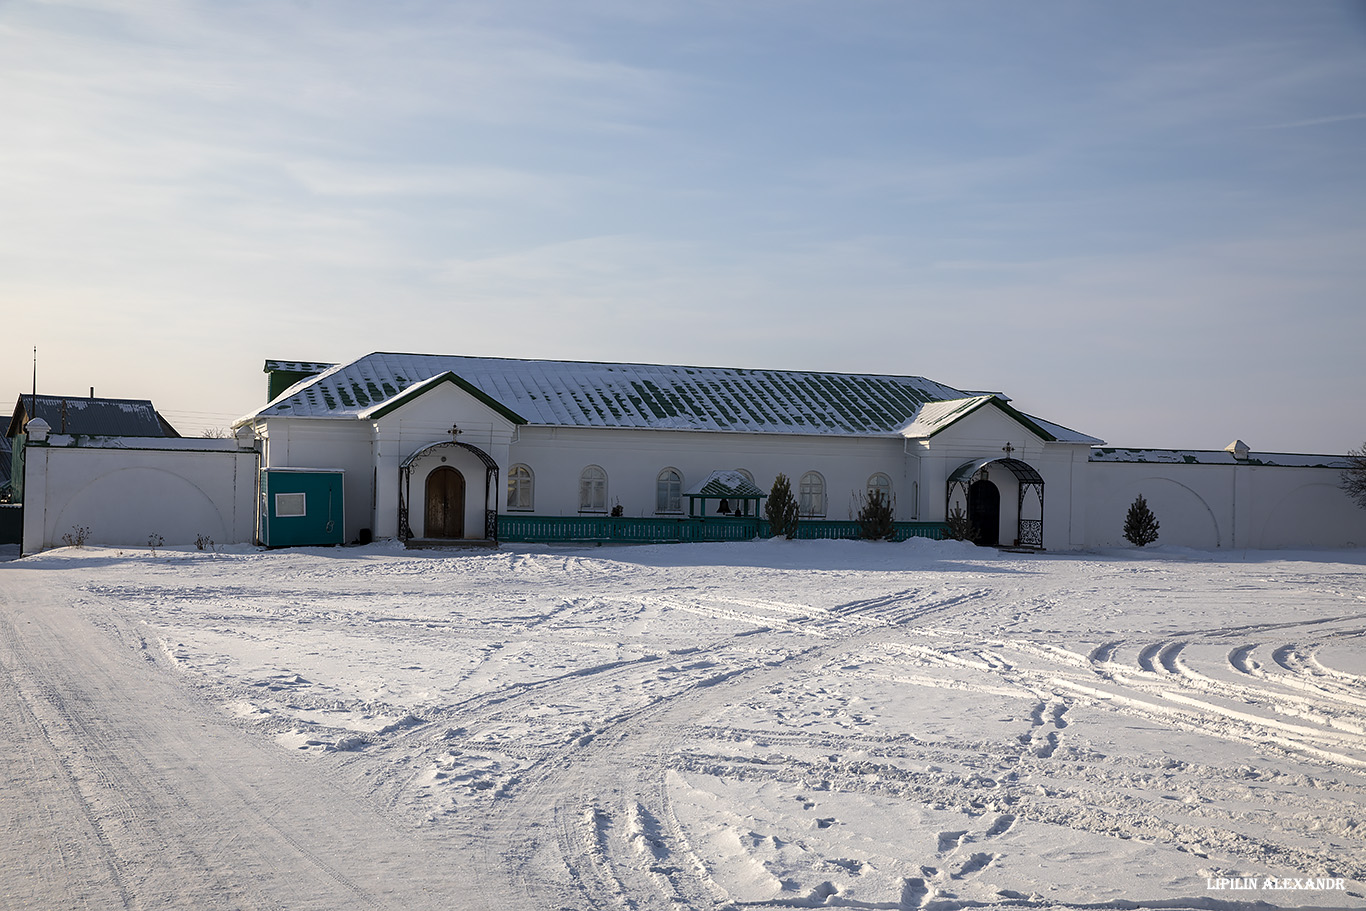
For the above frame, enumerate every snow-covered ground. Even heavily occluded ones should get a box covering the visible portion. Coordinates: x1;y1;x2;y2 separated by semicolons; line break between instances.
2;538;1364;910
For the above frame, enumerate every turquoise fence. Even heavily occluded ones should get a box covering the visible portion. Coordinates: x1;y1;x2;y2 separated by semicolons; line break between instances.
498;514;948;545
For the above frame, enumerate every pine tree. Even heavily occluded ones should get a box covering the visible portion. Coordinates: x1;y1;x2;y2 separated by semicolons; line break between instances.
1343;443;1366;510
1123;494;1160;547
945;504;977;542
856;489;895;540
766;473;800;539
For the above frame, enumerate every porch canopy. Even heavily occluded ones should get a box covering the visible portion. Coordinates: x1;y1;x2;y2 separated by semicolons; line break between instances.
685;470;766;517
947;457;1045;548
397;440;500;542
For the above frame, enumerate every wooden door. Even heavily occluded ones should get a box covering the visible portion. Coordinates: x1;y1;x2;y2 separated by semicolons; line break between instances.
424;467;465;538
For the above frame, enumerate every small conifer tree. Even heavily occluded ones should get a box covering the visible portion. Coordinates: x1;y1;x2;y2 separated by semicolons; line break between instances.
945;504;977;542
1123;494;1160;547
766;473;800;539
856;489;896;540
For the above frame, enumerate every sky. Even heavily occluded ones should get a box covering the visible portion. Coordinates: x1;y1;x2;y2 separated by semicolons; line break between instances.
2;1;1364;452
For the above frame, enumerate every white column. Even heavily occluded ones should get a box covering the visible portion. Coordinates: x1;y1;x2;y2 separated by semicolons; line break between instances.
372;424;401;539
21;445;49;554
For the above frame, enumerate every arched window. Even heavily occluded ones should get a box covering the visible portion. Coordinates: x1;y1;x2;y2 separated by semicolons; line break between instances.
867;472;892;504
579;465;608;513
656;468;682;514
799;471;826;517
507;464;534;510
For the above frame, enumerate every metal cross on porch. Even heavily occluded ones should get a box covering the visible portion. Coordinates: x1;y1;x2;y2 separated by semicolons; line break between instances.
448;424;463;439
1002;442;1014;457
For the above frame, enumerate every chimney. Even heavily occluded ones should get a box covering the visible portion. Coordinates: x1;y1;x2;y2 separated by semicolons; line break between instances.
90;387;94;399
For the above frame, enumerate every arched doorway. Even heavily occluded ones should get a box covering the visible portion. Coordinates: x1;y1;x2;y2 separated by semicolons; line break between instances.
946;457;1045;549
968;479;1000;546
425;466;465;538
399;440;501;543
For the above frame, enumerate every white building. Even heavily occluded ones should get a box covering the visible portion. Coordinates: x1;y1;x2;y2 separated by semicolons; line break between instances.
231;352;1364;551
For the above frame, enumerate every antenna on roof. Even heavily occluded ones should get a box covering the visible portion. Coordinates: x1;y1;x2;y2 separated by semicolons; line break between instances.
31;347;37;427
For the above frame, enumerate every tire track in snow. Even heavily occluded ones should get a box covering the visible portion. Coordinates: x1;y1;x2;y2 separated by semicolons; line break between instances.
373;585;989;909
2;572;484;911
670;744;1366;885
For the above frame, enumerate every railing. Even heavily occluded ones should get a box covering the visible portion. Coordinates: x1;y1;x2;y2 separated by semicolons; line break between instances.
498;514;948;545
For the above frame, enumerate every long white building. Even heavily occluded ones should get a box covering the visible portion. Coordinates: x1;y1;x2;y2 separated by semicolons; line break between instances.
229;352;1364;551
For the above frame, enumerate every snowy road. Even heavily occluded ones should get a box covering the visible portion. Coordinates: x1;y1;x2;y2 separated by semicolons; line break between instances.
0;568;481;911
2;539;1364;909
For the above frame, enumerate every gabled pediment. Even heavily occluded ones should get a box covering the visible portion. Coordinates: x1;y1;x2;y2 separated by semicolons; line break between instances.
360;372;527;427
898;396;1101;445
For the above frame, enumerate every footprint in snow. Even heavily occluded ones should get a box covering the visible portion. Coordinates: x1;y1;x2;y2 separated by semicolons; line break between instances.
936;830;967;852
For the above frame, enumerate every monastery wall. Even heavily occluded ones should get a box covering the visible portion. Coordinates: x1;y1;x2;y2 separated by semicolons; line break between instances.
20;436;258;552
1084;460;1365;550
505;427;916;521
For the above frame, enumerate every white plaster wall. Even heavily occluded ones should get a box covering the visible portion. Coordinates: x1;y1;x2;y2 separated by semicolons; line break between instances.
255;419;373;542
22;442;258;552
907;406;1094;550
1085;462;1365;549
378;384;518;539
505;427;916;521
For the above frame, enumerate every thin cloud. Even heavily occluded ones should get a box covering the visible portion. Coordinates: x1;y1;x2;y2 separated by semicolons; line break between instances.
1260;111;1366;130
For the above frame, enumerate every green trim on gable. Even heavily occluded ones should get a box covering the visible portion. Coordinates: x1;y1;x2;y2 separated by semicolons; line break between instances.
364;372;528;425
921;396;1058;442
990;398;1058;442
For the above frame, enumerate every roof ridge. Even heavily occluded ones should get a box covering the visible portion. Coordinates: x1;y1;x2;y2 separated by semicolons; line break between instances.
357;351;949;384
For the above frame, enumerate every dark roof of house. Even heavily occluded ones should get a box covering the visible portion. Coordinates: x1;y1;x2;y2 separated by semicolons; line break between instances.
7;395;180;439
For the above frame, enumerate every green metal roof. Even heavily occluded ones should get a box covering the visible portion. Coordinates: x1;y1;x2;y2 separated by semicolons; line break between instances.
685;470;767;499
241;352;973;436
896;395;1101;445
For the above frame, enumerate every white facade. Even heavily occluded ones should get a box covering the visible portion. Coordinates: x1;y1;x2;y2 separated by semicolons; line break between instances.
233;355;1366;552
243;380;1118;551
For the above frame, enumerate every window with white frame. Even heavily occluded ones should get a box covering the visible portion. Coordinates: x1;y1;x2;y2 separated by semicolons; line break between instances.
867;472;892;505
798;471;826;517
579;465;608;512
507;464;534;510
656;468;682;514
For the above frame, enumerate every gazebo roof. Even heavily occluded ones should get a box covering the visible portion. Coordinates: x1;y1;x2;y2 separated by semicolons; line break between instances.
685;470;766;499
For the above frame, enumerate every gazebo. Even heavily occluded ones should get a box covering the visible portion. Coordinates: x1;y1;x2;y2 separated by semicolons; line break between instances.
685;470;767;518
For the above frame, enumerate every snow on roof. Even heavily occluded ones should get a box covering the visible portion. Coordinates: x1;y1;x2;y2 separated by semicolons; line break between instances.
1022;413;1104;446
263;359;337;374
240;352;974;436
1089;448;1350;468
896;396;1102;445
684;470;766;498
7;395;179;439
896;397;993;437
